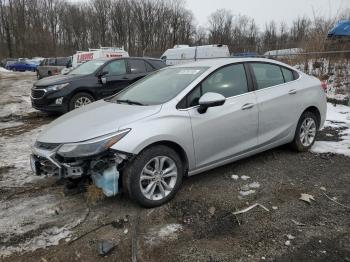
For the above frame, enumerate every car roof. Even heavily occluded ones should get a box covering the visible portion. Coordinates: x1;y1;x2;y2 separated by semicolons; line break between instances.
172;57;287;69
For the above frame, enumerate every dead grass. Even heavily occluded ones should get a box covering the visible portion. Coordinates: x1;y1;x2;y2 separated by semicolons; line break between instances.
85;184;105;204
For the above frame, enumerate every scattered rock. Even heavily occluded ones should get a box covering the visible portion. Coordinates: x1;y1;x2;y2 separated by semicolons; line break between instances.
208;206;216;215
285;240;291;246
123;229;128;234
299;193;315;204
320;186;326;191
272;206;278;210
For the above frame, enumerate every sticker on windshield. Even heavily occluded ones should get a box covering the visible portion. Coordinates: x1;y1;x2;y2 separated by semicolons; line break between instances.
177;69;201;75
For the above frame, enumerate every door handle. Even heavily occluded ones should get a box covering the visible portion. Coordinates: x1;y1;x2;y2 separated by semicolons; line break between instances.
241;103;255;110
288;89;297;95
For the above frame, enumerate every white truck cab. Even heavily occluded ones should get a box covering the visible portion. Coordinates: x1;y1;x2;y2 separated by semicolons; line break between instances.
160;44;230;66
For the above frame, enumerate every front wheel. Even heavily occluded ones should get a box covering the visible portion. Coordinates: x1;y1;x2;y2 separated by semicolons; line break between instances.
290;111;318;152
122;145;184;207
69;92;95;111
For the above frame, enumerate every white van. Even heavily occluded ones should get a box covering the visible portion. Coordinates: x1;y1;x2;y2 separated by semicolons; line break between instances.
160;44;230;66
72;47;129;68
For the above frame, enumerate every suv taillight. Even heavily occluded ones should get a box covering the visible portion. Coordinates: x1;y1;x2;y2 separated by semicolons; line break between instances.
320;81;327;92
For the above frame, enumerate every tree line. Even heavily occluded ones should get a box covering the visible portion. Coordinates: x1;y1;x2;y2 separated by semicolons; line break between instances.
0;0;349;59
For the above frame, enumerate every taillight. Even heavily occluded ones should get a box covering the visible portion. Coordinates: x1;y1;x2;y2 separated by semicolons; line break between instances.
320;81;327;92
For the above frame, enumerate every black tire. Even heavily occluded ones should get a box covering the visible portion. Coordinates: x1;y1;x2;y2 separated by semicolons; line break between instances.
290;111;318;152
122;145;184;208
69;92;95;111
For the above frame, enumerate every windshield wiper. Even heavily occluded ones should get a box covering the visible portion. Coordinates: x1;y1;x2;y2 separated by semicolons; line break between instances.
116;99;145;106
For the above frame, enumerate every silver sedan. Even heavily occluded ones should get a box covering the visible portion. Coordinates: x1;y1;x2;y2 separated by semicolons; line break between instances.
31;58;327;207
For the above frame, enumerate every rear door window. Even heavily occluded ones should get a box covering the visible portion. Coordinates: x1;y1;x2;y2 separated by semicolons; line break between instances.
250;63;285;89
281;67;295;82
128;59;147;74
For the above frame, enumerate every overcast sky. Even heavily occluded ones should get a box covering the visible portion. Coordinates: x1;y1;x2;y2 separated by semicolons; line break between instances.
186;0;349;29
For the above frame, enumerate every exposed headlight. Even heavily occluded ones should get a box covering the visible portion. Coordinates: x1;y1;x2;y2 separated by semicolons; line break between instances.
46;83;70;92
57;129;130;158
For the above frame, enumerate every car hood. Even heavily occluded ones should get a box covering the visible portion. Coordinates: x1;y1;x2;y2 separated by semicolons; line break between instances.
35;74;86;87
37;100;162;143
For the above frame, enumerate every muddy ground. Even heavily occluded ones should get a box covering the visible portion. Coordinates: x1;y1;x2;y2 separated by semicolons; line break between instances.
0;73;349;262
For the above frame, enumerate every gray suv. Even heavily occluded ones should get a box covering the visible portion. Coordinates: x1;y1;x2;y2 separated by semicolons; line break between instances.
31;58;327;207
37;57;72;79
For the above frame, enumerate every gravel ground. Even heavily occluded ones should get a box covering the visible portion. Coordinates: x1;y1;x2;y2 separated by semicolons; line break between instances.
0;73;349;262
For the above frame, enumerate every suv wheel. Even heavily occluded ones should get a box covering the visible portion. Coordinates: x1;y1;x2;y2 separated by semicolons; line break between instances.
122;145;184;207
291;111;318;152
69;92;95;111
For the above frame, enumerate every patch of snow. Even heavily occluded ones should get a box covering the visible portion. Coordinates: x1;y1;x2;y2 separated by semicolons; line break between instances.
0;226;71;257
0;194;88;257
0;79;37;119
248;182;260;189
312;103;350;157
145;224;183;245
231;174;239;180
0;194;87;258
0;67;11;73
0;126;44;187
241;175;250;181
239;190;256;196
287;234;295;240
0;121;23;129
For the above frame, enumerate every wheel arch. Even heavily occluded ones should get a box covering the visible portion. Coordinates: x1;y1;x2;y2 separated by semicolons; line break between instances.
68;89;96;102
302;106;321;129
136;140;189;175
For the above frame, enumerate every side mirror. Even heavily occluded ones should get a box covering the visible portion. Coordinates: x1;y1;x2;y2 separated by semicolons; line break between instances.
197;92;226;114
99;70;108;84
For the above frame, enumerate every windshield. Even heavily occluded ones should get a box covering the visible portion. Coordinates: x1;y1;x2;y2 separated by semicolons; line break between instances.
69;60;105;75
108;67;207;105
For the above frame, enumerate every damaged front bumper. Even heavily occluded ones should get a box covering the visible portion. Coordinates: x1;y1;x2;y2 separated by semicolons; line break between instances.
30;142;130;197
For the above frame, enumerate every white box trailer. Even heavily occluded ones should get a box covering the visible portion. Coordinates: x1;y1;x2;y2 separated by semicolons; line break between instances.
72;47;129;68
160;44;230;66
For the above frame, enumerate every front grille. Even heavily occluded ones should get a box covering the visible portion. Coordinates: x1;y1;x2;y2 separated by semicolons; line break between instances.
35;142;61;150
31;89;45;99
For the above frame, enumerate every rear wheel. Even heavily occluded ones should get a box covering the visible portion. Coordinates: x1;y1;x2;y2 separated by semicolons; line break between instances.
122;145;183;207
69;92;95;111
290;111;318;152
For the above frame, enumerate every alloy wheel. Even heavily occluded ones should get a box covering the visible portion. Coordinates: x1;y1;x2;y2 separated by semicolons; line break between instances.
139;156;178;201
74;97;92;109
299;117;316;147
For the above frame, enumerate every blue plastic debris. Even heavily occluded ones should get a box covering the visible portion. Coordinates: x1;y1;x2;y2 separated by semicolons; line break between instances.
92;165;119;197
